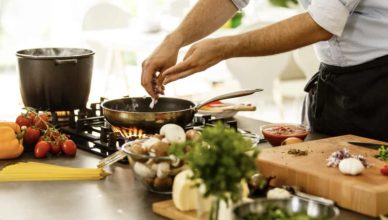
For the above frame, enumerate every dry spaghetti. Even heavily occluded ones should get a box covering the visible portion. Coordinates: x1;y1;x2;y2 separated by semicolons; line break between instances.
0;162;109;182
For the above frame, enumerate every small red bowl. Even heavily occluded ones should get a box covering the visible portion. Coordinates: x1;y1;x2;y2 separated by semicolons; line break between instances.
261;123;309;146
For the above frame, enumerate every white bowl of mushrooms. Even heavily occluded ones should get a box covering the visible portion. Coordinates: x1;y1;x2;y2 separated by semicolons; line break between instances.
121;124;200;194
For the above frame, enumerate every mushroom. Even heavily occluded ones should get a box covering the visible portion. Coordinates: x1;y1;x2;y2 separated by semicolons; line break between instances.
169;154;182;167
170;165;188;176
146;159;158;172
142;137;160;150
151;134;164;140
131;142;147;155
129;142;149;162
161;138;170;144
142;177;154;187
153;177;173;191
160;124;186;143
149;141;170;157
156;162;171;178
133;162;156;179
185;129;201;141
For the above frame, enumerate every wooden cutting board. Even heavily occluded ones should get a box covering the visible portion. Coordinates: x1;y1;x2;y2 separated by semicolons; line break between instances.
152;200;207;220
257;134;388;217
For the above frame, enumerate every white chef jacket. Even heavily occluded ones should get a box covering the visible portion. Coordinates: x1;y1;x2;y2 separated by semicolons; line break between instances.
231;0;388;67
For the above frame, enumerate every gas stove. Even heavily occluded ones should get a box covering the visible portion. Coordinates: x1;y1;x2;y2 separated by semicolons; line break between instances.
50;98;249;159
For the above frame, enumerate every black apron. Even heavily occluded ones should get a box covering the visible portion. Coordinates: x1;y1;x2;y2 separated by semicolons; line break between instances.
304;54;388;141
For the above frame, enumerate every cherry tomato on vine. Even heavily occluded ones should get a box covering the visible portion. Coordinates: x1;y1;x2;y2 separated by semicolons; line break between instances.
16;115;32;127
61;139;77;157
24;127;41;145
34;140;50;158
33;114;49;130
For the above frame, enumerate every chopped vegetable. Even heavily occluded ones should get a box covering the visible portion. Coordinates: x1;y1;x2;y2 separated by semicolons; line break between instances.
326;148;372;168
375;146;388;161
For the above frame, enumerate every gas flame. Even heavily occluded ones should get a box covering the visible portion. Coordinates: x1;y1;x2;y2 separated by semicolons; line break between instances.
111;126;147;139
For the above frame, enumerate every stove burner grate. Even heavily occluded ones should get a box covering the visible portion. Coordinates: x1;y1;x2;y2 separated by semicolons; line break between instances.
50;99;252;161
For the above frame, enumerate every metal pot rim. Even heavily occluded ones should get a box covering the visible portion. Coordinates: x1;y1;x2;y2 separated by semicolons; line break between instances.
16;47;95;59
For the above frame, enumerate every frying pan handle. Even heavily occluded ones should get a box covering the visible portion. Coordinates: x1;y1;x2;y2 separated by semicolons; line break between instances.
195;88;263;110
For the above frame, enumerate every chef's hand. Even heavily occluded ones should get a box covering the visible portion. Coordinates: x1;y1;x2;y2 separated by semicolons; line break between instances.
157;38;229;86
141;37;181;98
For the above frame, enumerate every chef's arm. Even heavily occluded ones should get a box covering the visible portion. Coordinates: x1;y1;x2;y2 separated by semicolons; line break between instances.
225;12;332;57
159;12;333;85
141;0;238;98
165;0;238;48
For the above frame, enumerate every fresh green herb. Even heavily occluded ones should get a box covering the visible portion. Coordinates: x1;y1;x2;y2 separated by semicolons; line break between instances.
375;146;388;161
169;122;259;204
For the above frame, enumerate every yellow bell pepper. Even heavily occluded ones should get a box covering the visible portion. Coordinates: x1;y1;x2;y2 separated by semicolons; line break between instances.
0;124;24;159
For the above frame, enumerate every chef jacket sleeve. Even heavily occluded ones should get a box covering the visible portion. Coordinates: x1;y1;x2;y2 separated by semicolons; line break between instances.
308;0;361;36
231;0;250;10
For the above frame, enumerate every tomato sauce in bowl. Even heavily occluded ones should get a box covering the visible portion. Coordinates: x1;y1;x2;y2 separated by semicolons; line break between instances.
261;124;309;146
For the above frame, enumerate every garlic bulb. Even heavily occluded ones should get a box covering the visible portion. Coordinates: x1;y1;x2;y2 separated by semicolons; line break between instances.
338;158;364;175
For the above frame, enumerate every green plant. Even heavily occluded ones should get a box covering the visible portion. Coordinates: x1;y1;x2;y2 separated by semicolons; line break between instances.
169;122;259;220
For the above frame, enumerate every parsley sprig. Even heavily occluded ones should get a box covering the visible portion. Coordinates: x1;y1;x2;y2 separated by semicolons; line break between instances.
375;145;388;161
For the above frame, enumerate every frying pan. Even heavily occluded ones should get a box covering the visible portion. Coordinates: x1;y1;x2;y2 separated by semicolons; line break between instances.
101;89;262;132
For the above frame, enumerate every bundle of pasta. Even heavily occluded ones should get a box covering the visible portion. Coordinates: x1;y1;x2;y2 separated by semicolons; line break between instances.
0;162;109;182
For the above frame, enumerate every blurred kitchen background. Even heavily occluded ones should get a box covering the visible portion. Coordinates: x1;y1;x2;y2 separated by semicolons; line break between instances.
0;0;319;123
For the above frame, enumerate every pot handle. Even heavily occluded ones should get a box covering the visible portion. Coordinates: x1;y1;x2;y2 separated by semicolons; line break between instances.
195;88;263;111
55;59;78;65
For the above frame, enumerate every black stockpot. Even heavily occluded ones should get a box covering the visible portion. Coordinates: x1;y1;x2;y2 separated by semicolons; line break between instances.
16;48;94;111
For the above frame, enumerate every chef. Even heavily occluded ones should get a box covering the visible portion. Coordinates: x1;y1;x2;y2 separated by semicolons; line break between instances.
141;0;388;141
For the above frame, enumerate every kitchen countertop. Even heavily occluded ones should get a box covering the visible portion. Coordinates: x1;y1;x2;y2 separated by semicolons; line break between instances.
0;115;377;220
